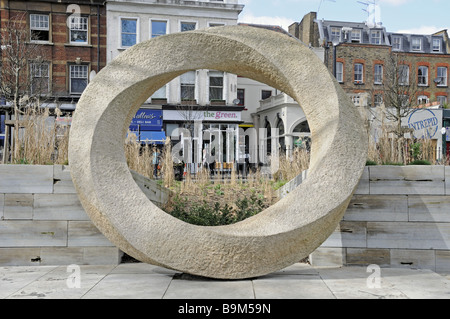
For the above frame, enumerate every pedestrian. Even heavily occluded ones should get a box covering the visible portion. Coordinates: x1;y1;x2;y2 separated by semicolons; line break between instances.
152;146;160;178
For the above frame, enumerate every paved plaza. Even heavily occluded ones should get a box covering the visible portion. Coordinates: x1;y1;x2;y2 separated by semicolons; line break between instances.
1;263;449;299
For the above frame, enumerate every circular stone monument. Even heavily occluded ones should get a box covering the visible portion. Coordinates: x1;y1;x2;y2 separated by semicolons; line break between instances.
68;25;368;279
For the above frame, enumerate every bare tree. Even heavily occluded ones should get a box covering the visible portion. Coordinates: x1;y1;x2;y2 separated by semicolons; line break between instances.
379;53;419;138
0;13;49;160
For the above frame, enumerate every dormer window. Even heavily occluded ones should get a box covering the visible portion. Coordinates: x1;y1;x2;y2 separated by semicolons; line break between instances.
392;36;402;51
351;29;361;43
370;30;382;45
433;38;442;52
412;37;422;51
330;27;342;42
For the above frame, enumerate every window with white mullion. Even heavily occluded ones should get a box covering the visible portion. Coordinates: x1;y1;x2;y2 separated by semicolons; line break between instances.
30;13;50;42
209;71;224;101
354;63;364;83
69;16;88;44
437;67;448;87
30;62;50;95
70;65;89;94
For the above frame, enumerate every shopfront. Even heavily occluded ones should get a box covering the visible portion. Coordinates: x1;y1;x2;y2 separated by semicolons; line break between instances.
163;106;244;174
129;108;165;145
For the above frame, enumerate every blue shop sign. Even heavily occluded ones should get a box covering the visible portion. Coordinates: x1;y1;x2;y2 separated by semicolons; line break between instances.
130;109;163;131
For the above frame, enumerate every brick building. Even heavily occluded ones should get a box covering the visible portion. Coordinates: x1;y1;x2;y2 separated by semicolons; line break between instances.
0;0;106;112
290;12;450;109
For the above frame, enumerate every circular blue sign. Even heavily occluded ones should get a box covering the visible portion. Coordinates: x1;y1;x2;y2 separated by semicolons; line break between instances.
407;109;439;139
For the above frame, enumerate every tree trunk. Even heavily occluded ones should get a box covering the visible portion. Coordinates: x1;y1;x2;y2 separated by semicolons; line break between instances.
13;69;20;161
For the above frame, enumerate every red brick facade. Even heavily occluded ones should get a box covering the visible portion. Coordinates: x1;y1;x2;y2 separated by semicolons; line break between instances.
291;12;450;108
0;0;106;109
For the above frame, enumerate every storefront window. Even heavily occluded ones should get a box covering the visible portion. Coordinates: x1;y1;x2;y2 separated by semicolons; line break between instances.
203;123;238;163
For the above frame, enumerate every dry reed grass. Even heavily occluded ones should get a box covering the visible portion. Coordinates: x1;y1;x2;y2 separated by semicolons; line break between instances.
11;108;69;165
124;132;154;178
276;148;310;182
7;111;443;194
367;130;436;165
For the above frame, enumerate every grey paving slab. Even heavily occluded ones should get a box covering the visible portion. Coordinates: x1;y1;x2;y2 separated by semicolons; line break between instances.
0;266;57;299
269;263;319;276
317;267;409;299
110;262;178;276
253;274;335;299
380;268;450;299
163;277;254;299
82;273;173;299
7;265;115;299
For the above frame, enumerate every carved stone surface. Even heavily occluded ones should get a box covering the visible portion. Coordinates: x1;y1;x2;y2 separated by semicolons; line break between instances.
68;25;368;279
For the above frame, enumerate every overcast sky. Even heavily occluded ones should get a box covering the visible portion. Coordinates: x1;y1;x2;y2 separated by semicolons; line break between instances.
238;0;450;35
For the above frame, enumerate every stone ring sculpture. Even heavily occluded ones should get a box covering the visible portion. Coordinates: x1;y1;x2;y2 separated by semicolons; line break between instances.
69;25;368;279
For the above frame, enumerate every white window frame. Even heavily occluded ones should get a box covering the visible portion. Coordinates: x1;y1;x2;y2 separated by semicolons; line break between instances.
417;95;429;105
437;95;448;106
30;62;50;95
351;29;361;43
392;36;402;51
330;27;341;42
418;66;429;86
119;17;140;49
336;62;344;83
69;15;89;45
150;19;168;38
208;71;224;101
351;94;361;107
69;64;89;95
433;38;442;52
399;65;410;86
370;30;382;45
374;64;383;84
180;20;197;32
411;37;422;51
151;85;167;99
437;66;448;87
30;13;50;43
180;71;196;101
374;94;383;107
354;63;364;83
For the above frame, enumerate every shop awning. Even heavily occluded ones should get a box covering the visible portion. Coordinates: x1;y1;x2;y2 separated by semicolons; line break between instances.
139;131;166;145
